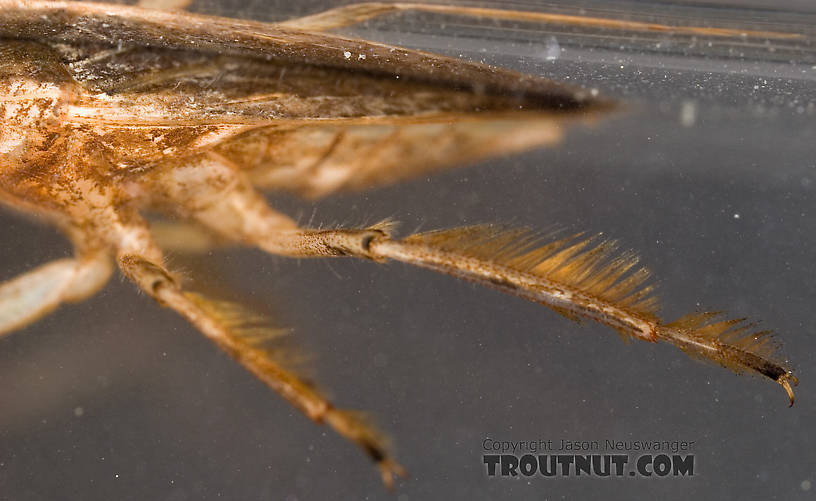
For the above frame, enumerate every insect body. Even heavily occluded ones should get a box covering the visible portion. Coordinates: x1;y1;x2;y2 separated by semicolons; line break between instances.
0;1;798;487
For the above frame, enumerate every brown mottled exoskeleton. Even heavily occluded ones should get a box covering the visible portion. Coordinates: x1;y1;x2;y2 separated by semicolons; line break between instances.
0;1;798;487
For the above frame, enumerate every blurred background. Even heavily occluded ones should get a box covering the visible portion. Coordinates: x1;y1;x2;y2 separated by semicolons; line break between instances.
0;0;814;499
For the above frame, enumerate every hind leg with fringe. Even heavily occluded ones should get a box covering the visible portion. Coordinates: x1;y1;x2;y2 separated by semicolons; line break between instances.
145;152;797;406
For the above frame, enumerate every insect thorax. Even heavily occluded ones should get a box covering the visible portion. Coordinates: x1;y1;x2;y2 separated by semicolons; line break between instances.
0;42;71;168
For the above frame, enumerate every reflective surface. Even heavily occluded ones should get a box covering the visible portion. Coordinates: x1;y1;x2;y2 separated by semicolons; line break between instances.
1;1;814;499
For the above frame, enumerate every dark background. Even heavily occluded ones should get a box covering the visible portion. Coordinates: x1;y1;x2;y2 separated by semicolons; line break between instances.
1;1;814;499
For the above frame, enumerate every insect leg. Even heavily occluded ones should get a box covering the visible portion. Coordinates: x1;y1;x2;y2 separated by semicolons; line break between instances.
136;0;193;10
276;2;404;31
276;2;795;40
116;248;405;487
148;155;796;405
146;153;392;258
0;253;112;336
275;2;614;32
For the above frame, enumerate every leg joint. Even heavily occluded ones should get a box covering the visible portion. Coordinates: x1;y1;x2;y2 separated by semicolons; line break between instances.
320;228;388;260
118;254;177;298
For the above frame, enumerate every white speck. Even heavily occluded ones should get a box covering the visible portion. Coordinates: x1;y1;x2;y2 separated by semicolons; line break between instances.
343;51;351;59
358;54;366;60
115;474;119;479
590;88;599;97
680;100;697;127
802;480;812;491
733;213;740;219
73;406;84;417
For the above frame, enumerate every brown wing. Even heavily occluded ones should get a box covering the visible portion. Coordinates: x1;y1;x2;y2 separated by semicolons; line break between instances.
0;1;606;108
1;1;614;196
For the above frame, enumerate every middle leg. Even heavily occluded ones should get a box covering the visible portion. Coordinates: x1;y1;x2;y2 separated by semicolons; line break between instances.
112;215;405;486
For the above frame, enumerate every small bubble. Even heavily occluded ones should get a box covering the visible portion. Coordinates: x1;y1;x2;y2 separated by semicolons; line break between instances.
801;480;812;491
343;51;351;59
733;213;740;219
73;406;84;417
